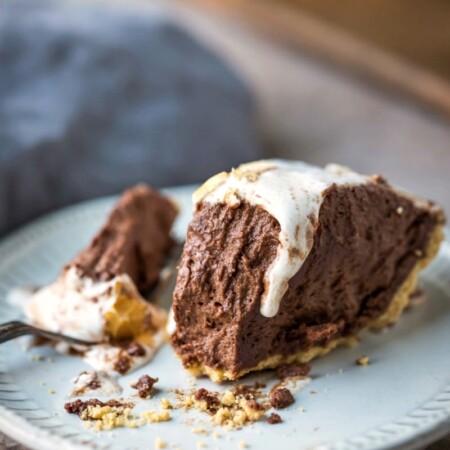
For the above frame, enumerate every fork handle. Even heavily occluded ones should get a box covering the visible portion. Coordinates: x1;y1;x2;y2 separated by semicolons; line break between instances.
0;321;33;344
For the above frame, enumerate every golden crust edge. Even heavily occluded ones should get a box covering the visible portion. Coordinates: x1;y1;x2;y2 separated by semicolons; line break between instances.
185;224;445;383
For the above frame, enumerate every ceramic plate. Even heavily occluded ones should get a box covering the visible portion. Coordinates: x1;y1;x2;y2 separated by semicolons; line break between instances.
0;186;449;450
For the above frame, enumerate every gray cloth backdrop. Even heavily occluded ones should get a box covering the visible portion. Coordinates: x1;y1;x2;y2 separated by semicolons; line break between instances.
0;0;261;235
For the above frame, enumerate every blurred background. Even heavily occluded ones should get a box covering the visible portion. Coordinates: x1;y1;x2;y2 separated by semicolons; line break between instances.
1;1;450;449
1;0;450;235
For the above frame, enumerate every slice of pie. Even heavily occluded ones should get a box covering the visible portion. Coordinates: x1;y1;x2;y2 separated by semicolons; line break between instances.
26;184;177;374
170;160;445;381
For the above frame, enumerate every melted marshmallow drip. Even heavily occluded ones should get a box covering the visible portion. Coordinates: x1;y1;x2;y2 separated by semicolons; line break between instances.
197;159;370;317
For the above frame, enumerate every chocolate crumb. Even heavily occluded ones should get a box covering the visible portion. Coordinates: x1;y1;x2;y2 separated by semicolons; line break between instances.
267;413;282;424
270;388;295;409
126;341;146;357
246;399;265;412
356;356;370;366
194;388;220;411
64;399;133;416
114;355;131;374
131;374;159;398
232;382;265;400
276;363;311;379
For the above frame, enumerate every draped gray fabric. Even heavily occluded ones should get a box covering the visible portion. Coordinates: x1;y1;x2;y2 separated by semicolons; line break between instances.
0;0;261;235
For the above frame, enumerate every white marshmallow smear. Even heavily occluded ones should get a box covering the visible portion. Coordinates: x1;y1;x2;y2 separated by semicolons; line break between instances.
194;159;370;318
24;267;167;373
166;308;177;336
69;370;122;397
25;267;133;342
81;328;165;373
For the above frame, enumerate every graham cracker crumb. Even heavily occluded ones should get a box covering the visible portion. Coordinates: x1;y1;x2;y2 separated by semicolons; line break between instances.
81;405;136;430
232;409;247;426
48;389;56;394
196;441;206;449
172;384;268;429
191;427;208;435
213;407;232;425
142;410;171;423
240;399;265;421
155;437;166;449
238;441;248;449
212;431;221;439
65;398;170;430
356;356;370;366
221;390;236;406
160;398;173;409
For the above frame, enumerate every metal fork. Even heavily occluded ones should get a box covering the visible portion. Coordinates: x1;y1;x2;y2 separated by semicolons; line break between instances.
0;321;98;346
0;241;184;346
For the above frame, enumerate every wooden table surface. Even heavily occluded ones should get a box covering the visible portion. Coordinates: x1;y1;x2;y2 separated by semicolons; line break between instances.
1;1;450;448
273;0;450;83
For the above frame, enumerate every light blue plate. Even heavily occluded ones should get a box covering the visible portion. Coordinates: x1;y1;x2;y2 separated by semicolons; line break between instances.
0;186;449;450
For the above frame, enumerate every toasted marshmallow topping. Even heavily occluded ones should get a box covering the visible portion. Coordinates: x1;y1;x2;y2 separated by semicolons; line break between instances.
194;160;370;317
25;267;167;373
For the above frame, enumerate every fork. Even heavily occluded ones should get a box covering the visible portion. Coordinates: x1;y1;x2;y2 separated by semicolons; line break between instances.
0;321;98;346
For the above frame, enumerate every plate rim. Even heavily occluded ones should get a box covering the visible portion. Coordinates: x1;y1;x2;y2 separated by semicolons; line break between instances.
0;189;449;450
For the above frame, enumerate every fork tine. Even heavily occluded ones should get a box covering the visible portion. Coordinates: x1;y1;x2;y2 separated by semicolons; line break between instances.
0;321;98;346
34;328;98;346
